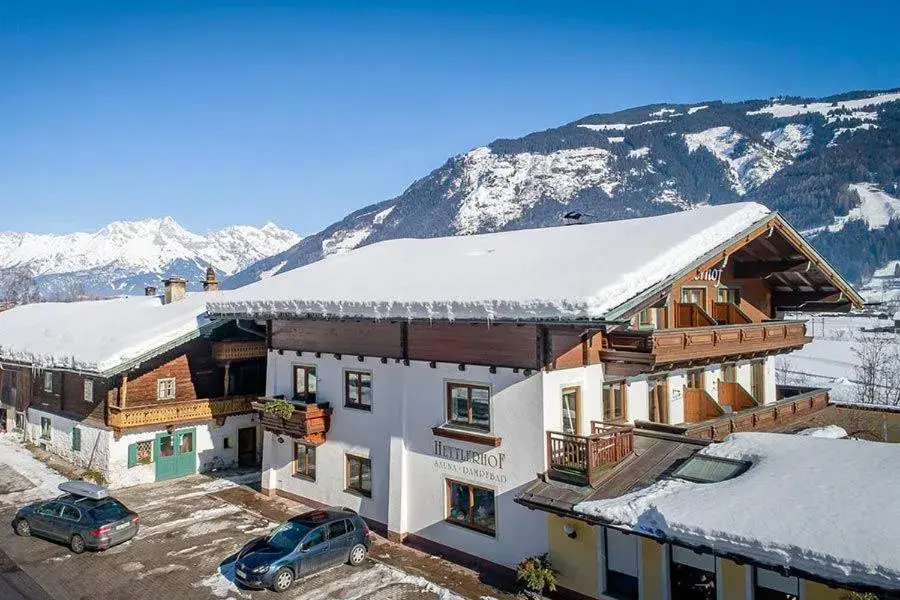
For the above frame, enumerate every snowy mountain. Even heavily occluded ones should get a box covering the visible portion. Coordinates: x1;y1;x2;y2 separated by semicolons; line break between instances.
0;218;300;298
226;88;900;290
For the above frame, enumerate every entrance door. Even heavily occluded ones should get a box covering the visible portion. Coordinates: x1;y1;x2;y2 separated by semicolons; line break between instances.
237;427;257;467
155;428;197;481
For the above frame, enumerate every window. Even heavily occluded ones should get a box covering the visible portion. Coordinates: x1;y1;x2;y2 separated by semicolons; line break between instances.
344;371;372;410
721;364;736;384
446;480;496;536
686;369;705;389
328;519;348;539
751;360;765;402
648;376;668;423
156;378;176;400
561;387;579;435
40;417;51;440
301;526;328;551
604;528;639;599
716;287;741;305
223;436;232;449
294;443;316;481
293;365;317;401
43;372;53;393
71;427;81;452
127;440;154;467
680;287;706;307
446;383;491;431
83;379;94;403
36;502;62;518
603;382;627;423
180;431;193;453
637;308;654;328
60;505;81;522
672;454;750;483
670;545;716;600
346;455;372;498
754;568;799;600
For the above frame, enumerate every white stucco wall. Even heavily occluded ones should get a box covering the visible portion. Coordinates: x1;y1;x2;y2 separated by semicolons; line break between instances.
26;408;114;475
667;372;686;424
764;355;777;405
264;351;549;569
626;378;649;423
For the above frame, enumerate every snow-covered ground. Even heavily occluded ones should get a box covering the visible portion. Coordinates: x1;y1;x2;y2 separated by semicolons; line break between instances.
0;434;67;506
575;432;900;591
805;183;900;234
682;126;790;194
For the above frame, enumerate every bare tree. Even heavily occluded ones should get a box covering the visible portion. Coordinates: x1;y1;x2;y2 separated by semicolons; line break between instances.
0;267;39;305
851;333;900;406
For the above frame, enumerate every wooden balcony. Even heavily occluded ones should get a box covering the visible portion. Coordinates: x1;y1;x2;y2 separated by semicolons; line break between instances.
674;302;716;327
212;340;267;362
253;399;332;445
546;422;634;487
682;388;829;441
652;321;809;366
107;395;255;433
683;388;724;423
712;302;752;325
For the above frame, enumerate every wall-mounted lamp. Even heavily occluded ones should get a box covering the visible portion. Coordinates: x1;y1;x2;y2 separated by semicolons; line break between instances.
563;523;577;539
276;435;285;444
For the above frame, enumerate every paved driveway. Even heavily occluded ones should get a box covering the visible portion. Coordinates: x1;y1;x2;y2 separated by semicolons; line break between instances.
0;436;469;600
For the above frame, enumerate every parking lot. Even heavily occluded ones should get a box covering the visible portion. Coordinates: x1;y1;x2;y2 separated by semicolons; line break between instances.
0;436;480;600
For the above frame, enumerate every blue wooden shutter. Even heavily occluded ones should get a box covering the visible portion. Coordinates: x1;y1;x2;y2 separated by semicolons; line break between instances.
127;443;138;468
71;427;81;452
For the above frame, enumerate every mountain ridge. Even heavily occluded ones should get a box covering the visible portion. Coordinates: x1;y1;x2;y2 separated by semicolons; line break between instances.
226;87;900;289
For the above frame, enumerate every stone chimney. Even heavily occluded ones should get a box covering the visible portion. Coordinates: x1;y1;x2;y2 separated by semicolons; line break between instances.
144;286;157;297
202;266;219;293
163;276;187;304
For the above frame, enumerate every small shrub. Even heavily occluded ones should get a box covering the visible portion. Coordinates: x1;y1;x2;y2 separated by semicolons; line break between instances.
81;468;108;486
516;553;558;594
264;397;295;419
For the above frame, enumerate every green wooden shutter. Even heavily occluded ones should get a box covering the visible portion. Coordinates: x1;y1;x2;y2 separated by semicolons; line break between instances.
127;443;138;468
71;427;81;452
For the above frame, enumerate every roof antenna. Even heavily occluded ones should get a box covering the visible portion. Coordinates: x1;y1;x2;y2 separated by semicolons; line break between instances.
563;211;596;225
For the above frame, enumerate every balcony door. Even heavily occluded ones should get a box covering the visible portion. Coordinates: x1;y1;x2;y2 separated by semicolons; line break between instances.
561;387;580;435
751;360;765;402
680;287;707;308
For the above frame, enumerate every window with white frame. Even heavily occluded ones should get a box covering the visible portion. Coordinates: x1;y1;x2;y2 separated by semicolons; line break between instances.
157;378;176;400
83;379;94;403
604;527;638;599
754;567;799;600
43;372;53;392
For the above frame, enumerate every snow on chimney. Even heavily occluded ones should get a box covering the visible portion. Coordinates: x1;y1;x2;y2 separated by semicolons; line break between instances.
163;277;186;304
144;286;157;297
203;267;219;293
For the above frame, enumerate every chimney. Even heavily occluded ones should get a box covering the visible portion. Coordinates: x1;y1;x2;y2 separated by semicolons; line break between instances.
163;276;187;304
203;266;219;293
144;286;157;297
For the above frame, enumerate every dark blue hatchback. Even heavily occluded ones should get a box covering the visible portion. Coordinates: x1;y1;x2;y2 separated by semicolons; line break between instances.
234;507;371;592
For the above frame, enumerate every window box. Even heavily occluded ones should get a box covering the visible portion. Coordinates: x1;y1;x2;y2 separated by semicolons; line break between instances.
445;479;496;536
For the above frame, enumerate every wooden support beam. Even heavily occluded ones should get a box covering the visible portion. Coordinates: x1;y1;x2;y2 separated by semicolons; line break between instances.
772;291;843;307
732;259;809;279
400;322;409;362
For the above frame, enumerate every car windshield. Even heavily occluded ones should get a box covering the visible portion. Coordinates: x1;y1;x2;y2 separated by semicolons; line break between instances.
89;500;130;522
266;520;312;551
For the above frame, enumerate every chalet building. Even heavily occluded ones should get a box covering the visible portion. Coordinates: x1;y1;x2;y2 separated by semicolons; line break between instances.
206;202;862;592
0;271;267;485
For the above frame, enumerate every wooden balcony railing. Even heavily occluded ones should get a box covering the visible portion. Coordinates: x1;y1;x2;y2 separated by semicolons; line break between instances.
212;340;267;362
253;399;332;445
652;321;809;366
712;302;752;325
682;388;829;441
674;302;717;328
107;395;255;431
546;423;634;487
683;388;724;423
717;381;758;412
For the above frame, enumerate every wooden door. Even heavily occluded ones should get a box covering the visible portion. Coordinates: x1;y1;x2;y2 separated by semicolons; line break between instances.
238;427;257;466
751;360;765;402
155;428;197;481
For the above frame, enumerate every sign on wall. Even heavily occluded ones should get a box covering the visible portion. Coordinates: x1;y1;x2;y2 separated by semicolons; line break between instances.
432;439;508;484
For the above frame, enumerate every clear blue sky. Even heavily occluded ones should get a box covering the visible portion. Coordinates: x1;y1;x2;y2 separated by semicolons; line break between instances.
2;0;899;235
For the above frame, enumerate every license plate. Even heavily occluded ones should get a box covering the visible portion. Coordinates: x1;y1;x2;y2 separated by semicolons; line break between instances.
115;522;130;531
236;569;247;579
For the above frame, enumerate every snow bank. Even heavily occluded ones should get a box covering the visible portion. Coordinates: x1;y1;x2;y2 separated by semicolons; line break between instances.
0;434;68;506
0;294;212;373
796;425;847;438
208;203;771;322
575;432;900;590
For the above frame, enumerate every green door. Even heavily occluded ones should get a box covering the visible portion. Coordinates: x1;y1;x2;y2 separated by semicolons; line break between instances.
155;428;196;481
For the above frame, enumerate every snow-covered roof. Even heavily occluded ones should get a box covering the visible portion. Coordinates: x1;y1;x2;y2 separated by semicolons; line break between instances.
0;294;214;374
575;432;900;591
208;203;772;322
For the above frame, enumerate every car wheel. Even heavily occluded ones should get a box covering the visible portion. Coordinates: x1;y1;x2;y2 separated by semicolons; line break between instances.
271;567;293;593
13;519;30;537
348;543;367;566
69;534;86;554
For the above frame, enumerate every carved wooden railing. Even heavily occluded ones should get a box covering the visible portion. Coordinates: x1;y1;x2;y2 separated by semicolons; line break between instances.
674;302;717;328
682;388;829;441
652;321;808;365
253;399;332;445
546;423;634;487
717;382;758;412
683;388;724;423
107;395;255;430
712;302;752;325
212;340;267;362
